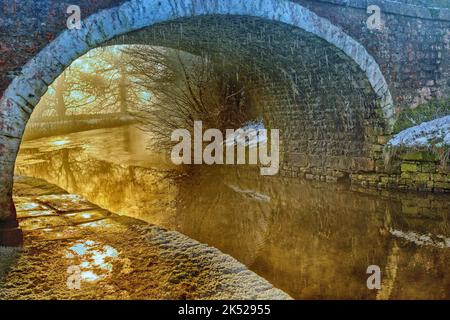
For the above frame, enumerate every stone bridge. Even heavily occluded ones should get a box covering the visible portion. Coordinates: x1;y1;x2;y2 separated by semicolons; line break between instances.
0;0;449;245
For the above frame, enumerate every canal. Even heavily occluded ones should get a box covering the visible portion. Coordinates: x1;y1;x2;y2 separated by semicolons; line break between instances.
15;125;450;299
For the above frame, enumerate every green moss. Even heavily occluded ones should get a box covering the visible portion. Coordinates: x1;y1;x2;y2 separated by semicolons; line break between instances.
421;163;436;173
416;173;431;182
400;151;440;162
393;99;450;133
402;205;419;215
432;173;446;182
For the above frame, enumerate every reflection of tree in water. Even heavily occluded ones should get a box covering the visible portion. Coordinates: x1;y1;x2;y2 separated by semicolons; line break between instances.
23;147;112;197
59;148;78;191
16;145;180;226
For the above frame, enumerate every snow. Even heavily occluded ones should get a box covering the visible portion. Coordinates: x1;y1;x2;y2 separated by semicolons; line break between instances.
387;115;450;148
224;120;267;148
390;228;450;249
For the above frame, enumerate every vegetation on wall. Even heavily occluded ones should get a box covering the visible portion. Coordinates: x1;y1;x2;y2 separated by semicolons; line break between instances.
393;99;450;133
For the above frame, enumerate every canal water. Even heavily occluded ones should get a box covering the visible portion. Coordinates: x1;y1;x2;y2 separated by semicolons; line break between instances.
16;125;450;299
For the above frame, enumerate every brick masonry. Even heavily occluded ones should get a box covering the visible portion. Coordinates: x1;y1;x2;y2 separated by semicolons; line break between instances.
295;0;450;109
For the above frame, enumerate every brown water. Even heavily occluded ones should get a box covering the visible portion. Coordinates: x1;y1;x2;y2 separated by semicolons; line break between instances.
16;125;450;299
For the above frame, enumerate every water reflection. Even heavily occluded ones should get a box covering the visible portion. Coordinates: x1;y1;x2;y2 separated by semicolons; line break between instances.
65;240;119;282
16;125;450;299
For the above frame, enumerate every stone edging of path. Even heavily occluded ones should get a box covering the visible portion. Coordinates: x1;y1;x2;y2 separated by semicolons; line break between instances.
0;175;291;300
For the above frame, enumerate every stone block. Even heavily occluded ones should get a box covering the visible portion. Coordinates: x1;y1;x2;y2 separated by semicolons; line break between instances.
371;144;383;153
432;173;446;182
421;163;436;173
400;152;440;162
377;135;390;145
415;173;431;182
401;163;418;172
402;205;419;215
434;182;450;190
401;172;411;179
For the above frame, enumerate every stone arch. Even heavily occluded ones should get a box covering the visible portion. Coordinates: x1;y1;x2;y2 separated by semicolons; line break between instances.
0;0;394;244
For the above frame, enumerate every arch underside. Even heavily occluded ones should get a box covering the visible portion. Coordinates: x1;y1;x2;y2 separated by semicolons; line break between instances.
105;15;385;173
0;0;393;223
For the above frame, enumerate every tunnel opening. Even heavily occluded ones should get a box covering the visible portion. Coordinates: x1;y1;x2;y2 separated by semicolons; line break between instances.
9;14;401;298
1;1;398;233
9;0;450;301
7;7;395;294
13;12;394;228
18;14;392;182
107;15;389;180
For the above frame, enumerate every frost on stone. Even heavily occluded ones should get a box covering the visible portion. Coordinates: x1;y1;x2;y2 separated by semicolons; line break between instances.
384;115;450;165
224;120;266;148
388;115;450;148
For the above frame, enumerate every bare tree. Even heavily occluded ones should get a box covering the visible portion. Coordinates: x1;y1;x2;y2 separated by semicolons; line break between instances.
123;45;254;151
31;46;146;120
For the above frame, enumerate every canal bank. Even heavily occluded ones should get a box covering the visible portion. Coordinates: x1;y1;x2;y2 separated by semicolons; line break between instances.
0;175;290;300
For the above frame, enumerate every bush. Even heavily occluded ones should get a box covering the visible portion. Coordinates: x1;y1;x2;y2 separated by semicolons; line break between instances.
123;46;256;152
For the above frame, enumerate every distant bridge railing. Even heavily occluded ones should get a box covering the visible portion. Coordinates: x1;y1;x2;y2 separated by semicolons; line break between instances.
23;113;137;140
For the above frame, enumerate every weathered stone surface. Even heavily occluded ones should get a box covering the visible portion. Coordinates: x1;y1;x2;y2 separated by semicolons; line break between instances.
401;163;418;173
352;154;450;192
36;194;97;212
295;0;450;110
401;152;441;162
64;210;111;225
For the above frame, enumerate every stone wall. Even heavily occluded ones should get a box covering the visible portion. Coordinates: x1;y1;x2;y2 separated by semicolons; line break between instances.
295;0;450;111
351;151;450;192
0;0;126;95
